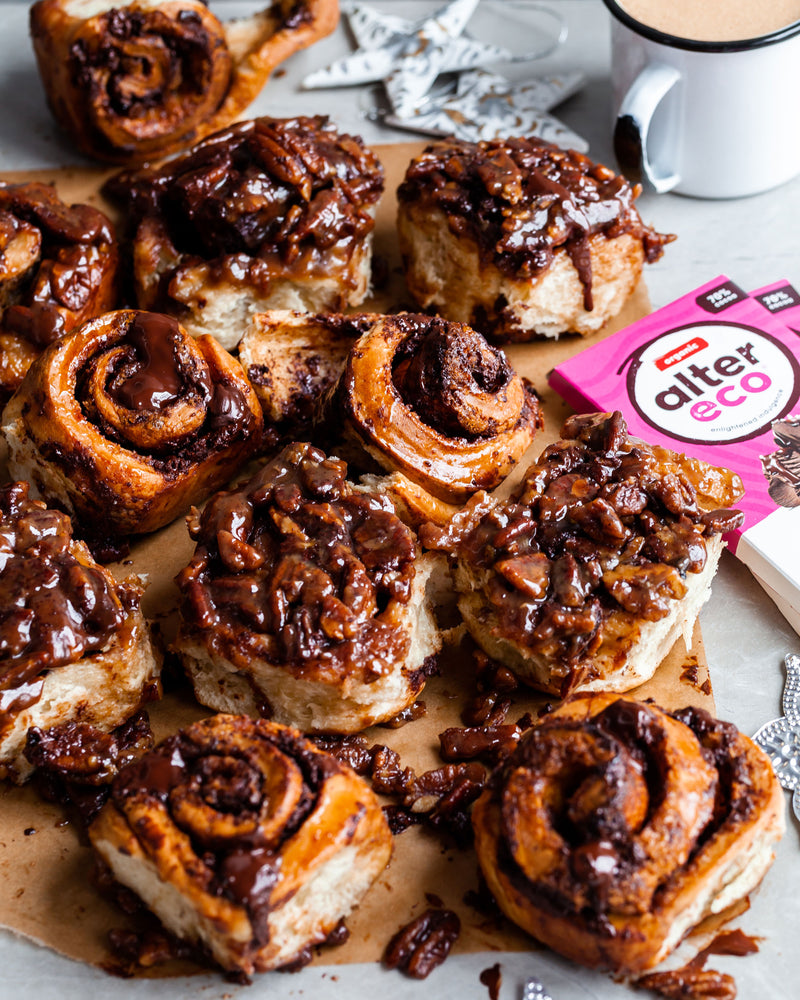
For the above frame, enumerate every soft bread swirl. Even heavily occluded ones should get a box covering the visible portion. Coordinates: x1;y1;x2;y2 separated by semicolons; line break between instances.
90;714;392;974
472;693;785;975
2;309;263;537
30;0;339;164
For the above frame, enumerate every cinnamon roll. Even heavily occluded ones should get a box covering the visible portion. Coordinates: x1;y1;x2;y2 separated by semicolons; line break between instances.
314;313;541;503
107;117;384;348
0;481;160;784
30;0;339;164
472;693;785;975
2;309;263;537
397;137;673;342
89;714;392;975
422;412;744;696
0;182;119;401
174;442;443;734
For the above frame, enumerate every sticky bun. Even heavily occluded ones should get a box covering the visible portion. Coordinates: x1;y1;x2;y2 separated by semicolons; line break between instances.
174;442;443;733
30;0;339;164
472;693;785;975
89;714;392;975
422;411;744;696
314;312;541;504
397;136;673;342
0;181;118;401
0;482;160;783
2;309;263;537
107;116;384;348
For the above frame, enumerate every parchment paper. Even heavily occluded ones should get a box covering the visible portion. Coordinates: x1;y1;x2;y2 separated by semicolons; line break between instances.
0;144;715;975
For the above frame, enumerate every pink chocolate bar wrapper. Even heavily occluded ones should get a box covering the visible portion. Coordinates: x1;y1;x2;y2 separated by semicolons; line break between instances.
549;274;800;633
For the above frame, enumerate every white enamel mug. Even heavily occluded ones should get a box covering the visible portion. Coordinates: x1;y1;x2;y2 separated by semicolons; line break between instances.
603;0;800;198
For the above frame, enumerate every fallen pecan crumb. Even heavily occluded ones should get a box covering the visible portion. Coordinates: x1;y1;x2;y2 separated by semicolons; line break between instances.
383;908;460;979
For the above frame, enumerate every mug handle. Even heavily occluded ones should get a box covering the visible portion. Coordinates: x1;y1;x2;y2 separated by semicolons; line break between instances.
614;62;681;193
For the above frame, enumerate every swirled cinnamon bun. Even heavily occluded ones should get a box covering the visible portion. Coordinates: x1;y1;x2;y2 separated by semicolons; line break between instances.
106;117;384;348
472;693;785;975
174;442;443;733
422;412;744;695
89;714;392;975
397;137;673;342
30;0;339;164
2;309;263;537
0;481;160;784
0;182;119;401
314;313;541;504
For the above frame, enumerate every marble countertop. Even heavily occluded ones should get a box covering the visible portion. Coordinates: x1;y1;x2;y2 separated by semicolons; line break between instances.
0;2;797;997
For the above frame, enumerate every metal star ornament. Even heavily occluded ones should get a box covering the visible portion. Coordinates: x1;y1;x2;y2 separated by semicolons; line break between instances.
303;0;561;118
383;68;588;149
753;652;800;822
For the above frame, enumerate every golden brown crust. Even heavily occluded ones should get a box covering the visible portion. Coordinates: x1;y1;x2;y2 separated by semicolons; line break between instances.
472;693;785;976
421;411;744;695
89;714;392;974
0;182;119;401
315;313;541;503
30;0;339;164
1;309;263;537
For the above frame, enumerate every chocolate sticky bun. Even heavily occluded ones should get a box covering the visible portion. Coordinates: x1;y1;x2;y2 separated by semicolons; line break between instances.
397;136;673;342
422;411;744;695
106;116;384;348
472;693;785;975
30;0;339;164
0;481;160;783
89;714;392;975
314;312;541;505
174;442;443;733
2;309;263;537
0;181;119;402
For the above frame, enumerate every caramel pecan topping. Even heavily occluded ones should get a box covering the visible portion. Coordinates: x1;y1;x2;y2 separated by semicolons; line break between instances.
0;181;118;365
0;481;126;709
108;115;384;303
422;412;744;678
176;442;417;683
398;136;672;309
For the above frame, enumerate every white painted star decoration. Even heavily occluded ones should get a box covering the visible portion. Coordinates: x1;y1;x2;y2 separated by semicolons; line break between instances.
754;652;800;823
303;0;586;146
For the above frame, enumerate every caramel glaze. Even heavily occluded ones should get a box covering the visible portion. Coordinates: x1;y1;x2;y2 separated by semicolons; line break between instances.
398;136;672;309
422;412;744;687
106;116;384;304
176;442;418;685
0;181;118;361
108;716;341;938
0;481;126;712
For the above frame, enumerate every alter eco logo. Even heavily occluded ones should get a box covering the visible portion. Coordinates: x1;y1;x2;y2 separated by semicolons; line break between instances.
623;321;800;445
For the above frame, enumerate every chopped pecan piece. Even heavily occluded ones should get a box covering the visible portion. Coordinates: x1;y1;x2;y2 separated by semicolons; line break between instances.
383;908;461;979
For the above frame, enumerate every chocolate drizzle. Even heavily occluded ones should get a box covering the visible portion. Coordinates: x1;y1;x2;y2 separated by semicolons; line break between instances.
107;716;339;931
176;442;418;683
398;136;672;310
422;411;744;686
0;481;126;708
